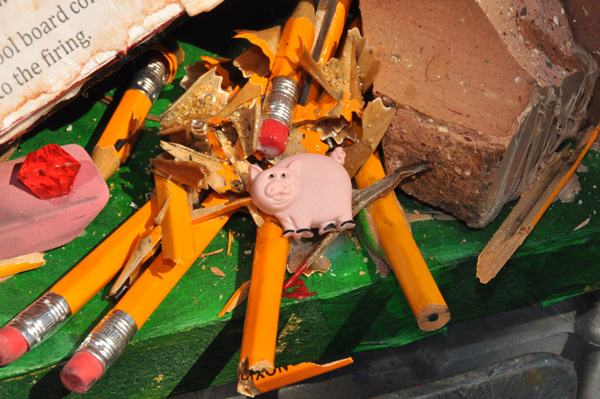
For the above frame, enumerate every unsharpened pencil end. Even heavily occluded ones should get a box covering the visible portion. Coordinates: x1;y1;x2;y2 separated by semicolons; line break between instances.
258;119;289;157
60;351;104;393
0;326;29;366
416;303;450;331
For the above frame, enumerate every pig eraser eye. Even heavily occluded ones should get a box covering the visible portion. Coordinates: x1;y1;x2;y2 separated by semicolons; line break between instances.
281;173;287;178
269;173;275;179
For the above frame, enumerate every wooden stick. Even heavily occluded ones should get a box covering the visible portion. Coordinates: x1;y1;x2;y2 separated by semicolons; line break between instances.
355;153;450;331
478;124;600;283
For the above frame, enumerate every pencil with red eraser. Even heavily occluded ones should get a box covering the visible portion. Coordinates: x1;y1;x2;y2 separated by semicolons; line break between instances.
257;0;316;157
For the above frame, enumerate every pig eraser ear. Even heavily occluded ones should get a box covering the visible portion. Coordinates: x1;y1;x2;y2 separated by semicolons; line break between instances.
250;164;263;182
288;159;302;176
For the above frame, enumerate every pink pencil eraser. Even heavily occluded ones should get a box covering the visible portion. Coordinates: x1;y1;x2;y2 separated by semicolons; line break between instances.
0;326;29;366
60;350;104;393
0;144;109;260
258;119;289;157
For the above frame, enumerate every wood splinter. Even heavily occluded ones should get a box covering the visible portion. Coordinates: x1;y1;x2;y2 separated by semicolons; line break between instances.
477;124;600;284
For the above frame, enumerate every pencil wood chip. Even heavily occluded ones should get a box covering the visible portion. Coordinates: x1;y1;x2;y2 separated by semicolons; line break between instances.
233;46;271;78
477;124;600;284
234;26;282;69
210;267;226;277
339;28;363;106
220;80;262;118
356;31;380;94
160;68;229;130
109;226;162;297
218;281;250;318
159;141;241;193
247;203;265;227
227;99;261;157
0;252;45;280
192;197;252;223
180;62;210;90
351;162;429;214
200;56;236;88
299;44;343;101
151;157;211;190
343;98;396;177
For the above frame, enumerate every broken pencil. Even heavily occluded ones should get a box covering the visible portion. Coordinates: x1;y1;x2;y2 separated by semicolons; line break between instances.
354;153;450;331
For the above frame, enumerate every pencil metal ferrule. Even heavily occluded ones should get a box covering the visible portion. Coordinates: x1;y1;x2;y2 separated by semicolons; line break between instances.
8;291;71;349
76;309;138;371
128;57;169;103
263;76;300;129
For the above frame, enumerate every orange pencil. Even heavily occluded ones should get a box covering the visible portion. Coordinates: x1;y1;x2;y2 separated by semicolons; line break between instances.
258;0;316;157
92;42;183;180
0;199;158;366
60;189;231;394
355;154;450;331
239;214;290;373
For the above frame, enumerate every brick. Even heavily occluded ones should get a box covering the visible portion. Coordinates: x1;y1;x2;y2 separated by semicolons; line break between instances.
360;0;598;227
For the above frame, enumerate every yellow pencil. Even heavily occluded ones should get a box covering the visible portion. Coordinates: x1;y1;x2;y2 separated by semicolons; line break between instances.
355;153;450;331
239;214;290;373
0;199;158;366
92;42;183;180
60;189;231;394
258;0;316;157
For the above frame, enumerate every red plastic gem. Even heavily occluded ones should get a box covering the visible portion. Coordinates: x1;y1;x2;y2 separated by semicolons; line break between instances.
17;144;81;199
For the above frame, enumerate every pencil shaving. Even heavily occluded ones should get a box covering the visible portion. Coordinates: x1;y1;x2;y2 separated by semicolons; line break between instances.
192;197;251;223
233;46;271;79
210;266;226;277
200;248;224;258
109;226;162;297
574;218;591;231
234;26;283;69
160;68;229;131
227;229;234;255
218;281;250;317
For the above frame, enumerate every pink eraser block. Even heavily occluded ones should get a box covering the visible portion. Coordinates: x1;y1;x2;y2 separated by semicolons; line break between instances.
60;350;104;393
258;119;289;157
0;144;109;260
0;326;29;366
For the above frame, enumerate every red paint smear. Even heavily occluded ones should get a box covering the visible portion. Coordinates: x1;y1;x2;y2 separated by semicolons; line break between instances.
282;279;316;300
283;262;308;291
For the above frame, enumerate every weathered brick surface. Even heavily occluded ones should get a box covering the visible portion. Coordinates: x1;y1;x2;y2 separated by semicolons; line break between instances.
361;0;598;227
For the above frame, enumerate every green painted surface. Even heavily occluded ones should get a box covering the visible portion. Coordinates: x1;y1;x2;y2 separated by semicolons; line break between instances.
1;0;600;397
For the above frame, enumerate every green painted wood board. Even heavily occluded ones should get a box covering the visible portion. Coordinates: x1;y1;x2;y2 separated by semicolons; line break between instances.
1;1;600;397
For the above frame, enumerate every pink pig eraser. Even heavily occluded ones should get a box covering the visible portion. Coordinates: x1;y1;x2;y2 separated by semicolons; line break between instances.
258;119;289;157
60;351;105;393
0;144;109;260
0;326;29;366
